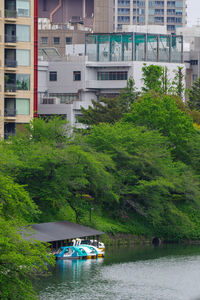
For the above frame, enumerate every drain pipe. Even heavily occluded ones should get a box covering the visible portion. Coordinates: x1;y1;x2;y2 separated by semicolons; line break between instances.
50;0;62;23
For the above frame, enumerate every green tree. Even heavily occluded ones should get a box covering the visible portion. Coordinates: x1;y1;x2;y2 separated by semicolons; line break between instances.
0;174;54;299
142;64;163;93
2;118;116;222
85;122;200;239
123;92;195;163
79;78;138;125
188;77;200;111
172;66;185;98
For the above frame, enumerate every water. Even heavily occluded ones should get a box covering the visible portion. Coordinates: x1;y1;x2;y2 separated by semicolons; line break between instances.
36;244;200;300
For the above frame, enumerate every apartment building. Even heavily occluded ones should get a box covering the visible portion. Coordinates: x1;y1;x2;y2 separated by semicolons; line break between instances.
0;0;37;139
38;32;184;128
114;0;186;33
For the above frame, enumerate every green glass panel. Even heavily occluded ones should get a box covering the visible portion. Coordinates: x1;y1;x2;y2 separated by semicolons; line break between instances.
16;98;30;115
98;35;109;44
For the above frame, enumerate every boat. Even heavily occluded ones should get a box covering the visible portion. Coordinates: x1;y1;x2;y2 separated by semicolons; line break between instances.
55;246;87;260
77;245;98;259
73;238;105;252
80;245;105;258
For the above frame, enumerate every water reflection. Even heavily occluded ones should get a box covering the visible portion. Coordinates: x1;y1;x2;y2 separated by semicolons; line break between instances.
37;245;200;300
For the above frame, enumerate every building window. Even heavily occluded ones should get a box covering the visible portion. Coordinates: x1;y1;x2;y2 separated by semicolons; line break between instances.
41;37;48;44
16;0;30;17
73;71;81;81
54;37;60;45
193;74;198;82
49;71;57;81
16;74;30;90
49;93;79;103
16;98;30;115
66;37;72;45
16;49;30;66
16;25;30;42
97;71;128;80
190;60;198;65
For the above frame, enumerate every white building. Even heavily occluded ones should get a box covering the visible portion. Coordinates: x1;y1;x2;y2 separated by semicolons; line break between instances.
38;32;185;127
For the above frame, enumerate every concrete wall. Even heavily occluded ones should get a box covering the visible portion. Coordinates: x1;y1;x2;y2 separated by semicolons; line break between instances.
94;0;113;33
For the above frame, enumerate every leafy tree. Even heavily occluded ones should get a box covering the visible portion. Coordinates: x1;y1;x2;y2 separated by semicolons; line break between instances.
85;122;200;238
187;77;200;111
142;64;163;93
123;92;195;163
2;118;116;222
0;173;54;299
79;78;138;125
172;66;185;98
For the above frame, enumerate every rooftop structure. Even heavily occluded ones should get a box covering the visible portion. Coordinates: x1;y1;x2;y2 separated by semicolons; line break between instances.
85;32;183;63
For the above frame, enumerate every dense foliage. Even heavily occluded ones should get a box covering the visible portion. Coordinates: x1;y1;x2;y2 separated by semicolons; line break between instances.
2;64;200;297
0;173;54;299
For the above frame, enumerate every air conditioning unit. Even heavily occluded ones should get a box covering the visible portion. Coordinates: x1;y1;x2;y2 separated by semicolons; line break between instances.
41;97;60;104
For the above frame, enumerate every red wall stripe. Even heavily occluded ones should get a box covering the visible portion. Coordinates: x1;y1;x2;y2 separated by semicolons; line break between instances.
34;0;38;117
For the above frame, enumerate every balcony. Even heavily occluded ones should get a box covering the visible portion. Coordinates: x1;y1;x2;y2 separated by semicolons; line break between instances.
5;9;17;19
86;80;127;90
5;84;17;92
4;108;16;117
5;34;17;43
5;59;17;68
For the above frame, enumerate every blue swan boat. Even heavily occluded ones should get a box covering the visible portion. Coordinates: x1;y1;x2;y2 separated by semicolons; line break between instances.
55;246;87;260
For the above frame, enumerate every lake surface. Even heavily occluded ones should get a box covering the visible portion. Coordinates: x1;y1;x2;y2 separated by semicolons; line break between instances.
36;244;200;300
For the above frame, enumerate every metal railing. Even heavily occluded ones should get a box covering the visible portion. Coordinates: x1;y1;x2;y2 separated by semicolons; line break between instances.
5;59;17;68
5;84;17;92
5;9;17;18
5;34;17;43
4;108;16;117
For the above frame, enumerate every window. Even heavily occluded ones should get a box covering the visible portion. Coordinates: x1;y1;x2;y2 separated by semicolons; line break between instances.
97;71;128;80
16;50;30;66
193;74;198;82
49;71;57;81
16;25;30;42
54;37;60;45
73;71;81;81
16;0;30;17
49;93;79;103
190;60;198;65
66;37;72;45
16;98;30;115
16;74;30;90
5;73;30;91
41;37;48;44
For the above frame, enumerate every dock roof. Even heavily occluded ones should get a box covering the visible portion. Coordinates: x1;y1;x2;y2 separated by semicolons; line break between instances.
21;221;104;243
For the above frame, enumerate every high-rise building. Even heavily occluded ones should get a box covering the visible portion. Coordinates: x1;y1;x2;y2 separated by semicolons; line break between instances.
0;0;38;139
114;0;186;33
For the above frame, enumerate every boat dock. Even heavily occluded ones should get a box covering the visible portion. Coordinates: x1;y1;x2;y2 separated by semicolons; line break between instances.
21;221;104;250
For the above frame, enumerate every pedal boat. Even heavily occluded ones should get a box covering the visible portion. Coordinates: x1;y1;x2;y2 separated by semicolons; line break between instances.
55;246;87;260
77;245;104;258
